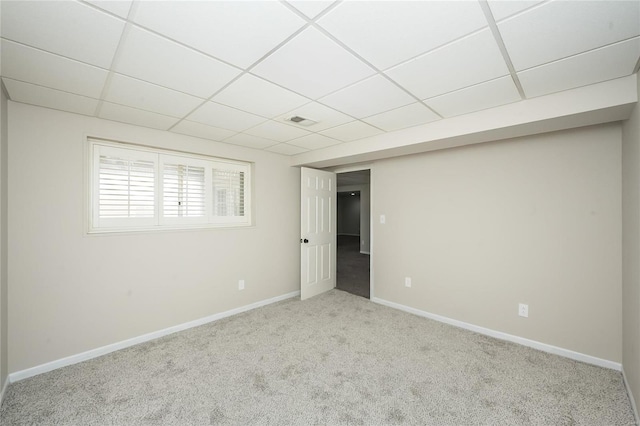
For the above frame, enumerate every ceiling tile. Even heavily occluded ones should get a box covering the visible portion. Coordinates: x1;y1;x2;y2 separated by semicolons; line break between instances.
115;26;241;99
362;102;440;132
99;102;179;130
1;0;631;159
287;1;336;19
518;37;640;99
252;27;375;99
244;120;311;142
499;0;640;71
213;74;309;118
104;74;203;118
187;101;267;132
424;76;521;118
266;143;310;156
487;1;544;22
171;120;237;142
84;0;133;18
276;102;353;132
320;121;383;142
133;1;306;68
1;1;125;68
317;1;487;70
319;74;415;119
225;134;278;150
386;29;509;100
2;78;98;116
1;40;108;98
288;134;342;150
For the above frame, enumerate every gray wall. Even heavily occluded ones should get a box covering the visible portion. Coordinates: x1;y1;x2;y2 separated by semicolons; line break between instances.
338;192;360;236
372;124;622;362
337;184;371;254
7;103;300;374
622;72;640;413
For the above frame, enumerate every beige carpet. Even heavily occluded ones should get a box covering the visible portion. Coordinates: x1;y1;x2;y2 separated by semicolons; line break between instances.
0;289;635;425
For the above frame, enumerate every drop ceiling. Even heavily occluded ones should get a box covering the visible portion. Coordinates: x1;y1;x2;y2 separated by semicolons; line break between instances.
1;0;639;157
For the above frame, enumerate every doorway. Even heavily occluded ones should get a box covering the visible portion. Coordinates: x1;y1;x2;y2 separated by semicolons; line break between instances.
336;170;371;299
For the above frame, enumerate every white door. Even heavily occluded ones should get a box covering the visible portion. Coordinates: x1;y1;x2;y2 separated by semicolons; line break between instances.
300;167;336;300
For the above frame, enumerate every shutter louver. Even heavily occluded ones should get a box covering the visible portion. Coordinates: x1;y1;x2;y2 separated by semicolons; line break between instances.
212;169;245;217
163;164;205;217
98;156;155;218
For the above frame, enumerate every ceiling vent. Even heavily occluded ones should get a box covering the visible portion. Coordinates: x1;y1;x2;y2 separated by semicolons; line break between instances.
286;116;317;127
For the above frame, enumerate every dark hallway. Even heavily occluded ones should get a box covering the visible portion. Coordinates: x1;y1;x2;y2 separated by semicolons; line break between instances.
336;235;370;298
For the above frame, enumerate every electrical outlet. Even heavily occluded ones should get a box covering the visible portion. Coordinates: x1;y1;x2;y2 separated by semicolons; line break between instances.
239;280;245;291
405;277;412;288
518;303;528;318
380;214;386;224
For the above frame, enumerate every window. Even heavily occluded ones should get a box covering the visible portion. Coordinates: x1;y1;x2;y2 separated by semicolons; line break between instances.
212;167;246;219
162;163;205;218
89;139;252;233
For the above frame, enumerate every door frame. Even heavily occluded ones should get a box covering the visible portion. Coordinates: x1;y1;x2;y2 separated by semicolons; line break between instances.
329;164;374;299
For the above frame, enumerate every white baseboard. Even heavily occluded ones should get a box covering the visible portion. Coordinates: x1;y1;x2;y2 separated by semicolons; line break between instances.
371;297;622;371
623;367;640;425
0;375;8;405
360;250;370;255
9;290;300;383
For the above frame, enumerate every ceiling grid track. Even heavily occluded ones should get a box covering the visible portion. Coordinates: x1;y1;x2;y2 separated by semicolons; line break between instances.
170;1;365;139
166;21;318;133
93;0;141;117
298;23;446;120
280;0;443;128
2;0;638;155
213;2;355;136
633;54;640;74
477;0;527;100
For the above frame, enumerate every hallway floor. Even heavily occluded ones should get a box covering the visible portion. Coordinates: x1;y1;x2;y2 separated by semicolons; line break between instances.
336;235;370;299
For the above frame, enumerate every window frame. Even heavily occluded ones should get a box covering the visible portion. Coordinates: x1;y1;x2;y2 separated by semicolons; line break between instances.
88;138;253;234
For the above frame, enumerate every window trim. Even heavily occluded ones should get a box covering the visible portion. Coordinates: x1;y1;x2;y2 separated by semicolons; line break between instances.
87;138;253;234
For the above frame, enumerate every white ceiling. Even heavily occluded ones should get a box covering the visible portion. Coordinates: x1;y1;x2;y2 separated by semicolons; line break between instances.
1;0;639;157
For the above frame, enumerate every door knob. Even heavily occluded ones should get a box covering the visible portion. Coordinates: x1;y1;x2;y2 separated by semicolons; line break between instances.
300;238;309;243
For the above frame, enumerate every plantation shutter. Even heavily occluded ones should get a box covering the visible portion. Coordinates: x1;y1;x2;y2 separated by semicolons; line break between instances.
160;155;210;225
211;163;249;223
163;164;205;217
89;140;251;232
93;145;157;228
212;170;243;216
